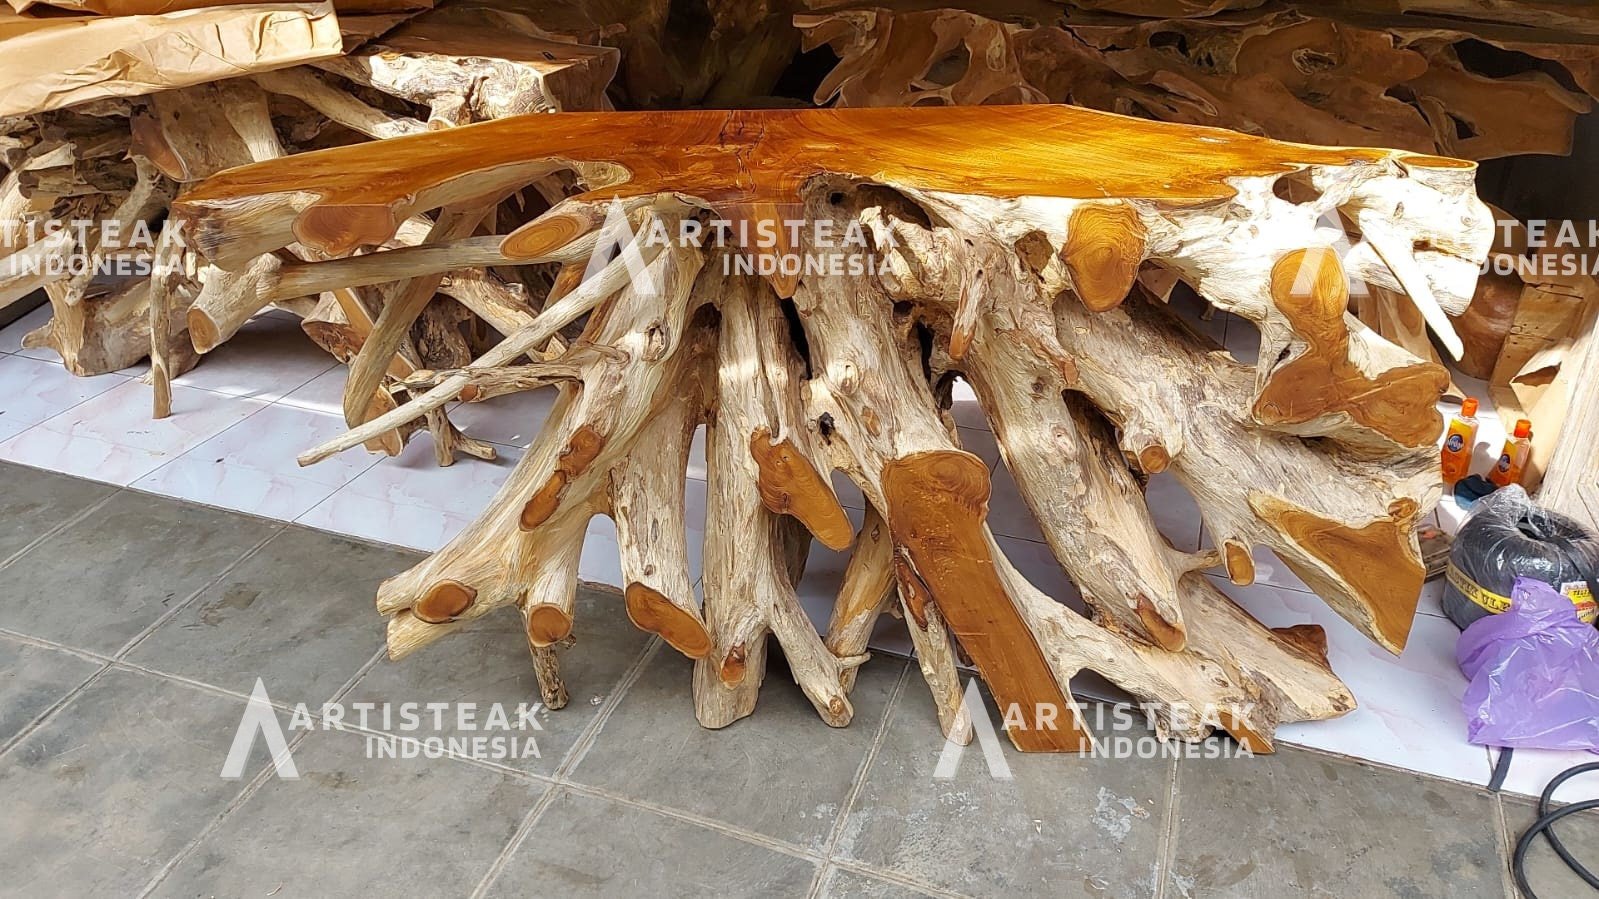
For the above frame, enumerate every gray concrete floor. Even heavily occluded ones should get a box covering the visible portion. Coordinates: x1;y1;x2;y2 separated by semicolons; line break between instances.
0;459;1591;898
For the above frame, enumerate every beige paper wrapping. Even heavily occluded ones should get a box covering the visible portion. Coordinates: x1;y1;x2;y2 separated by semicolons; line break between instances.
0;3;342;117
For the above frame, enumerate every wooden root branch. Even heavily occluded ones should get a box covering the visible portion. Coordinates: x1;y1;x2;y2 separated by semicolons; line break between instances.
796;4;1599;161
170;105;1495;751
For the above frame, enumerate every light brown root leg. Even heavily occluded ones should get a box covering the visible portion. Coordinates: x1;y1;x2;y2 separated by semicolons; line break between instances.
529;638;572;710
824;506;895;689
695;269;863;728
611;367;711;659
148;232;185;419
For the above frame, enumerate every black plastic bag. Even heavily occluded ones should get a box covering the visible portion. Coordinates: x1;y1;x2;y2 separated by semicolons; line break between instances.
1443;486;1599;630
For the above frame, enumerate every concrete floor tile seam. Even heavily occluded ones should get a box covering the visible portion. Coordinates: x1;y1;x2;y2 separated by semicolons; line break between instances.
1491;794;1520;899
0;484;124;573
110;655;385;725
135;721;323;899
109;523;288;661
0;624;116;664
467;779;565;899
106;653;572;790
120;481;312;532
470;782;964;899
466;780;844;896
551;638;664;780
551;778;835;866
814;662;912;886
465;638;669;896
324;644;391;708
0;658;112;760
1261;738;1497;796
820;860;976;899
103;652;587;792
1151;744;1183;899
0;627;280;762
287;518;435;559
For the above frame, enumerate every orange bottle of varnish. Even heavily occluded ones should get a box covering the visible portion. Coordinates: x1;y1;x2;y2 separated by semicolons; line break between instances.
1489;419;1534;488
1440;398;1479;485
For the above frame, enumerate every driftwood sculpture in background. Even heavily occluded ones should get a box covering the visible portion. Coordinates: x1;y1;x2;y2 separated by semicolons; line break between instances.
171;104;1494;750
0;0;617;464
797;1;1599;160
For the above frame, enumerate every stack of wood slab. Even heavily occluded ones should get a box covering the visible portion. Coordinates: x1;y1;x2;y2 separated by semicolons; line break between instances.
2;0;1597;749
0;0;617;462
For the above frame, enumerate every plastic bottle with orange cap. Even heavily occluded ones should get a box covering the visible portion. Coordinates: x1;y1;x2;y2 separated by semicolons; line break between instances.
1441;398;1479;486
1489;418;1535;489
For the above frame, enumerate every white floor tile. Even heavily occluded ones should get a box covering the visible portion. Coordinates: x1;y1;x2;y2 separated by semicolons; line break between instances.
830;470;867;511
1218;575;1491;785
296;489;473;553
0;426;165;486
1416;575;1449;620
0;355;127;431
0;418;24;444
449;387;559;449
171;314;336;401
34;380;266;454
1437;494;1473;534
578;516;624;590
682;477;707;586
276;366;348;416
0;305;49;355
321;437;525;521
5;380;267;484
132;404;382;521
1247;542;1314;593
687;424;707;481
590;476;709;591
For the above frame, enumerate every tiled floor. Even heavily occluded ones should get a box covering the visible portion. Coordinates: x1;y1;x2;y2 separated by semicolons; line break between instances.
0;468;1579;897
0;300;1589;808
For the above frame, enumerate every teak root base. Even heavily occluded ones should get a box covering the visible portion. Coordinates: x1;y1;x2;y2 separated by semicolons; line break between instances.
170;104;1494;751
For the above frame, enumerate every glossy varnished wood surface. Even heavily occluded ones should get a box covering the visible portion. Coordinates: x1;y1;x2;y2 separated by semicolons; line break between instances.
178;103;1466;217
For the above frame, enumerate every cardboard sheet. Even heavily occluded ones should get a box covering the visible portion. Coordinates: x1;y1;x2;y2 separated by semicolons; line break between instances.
0;3;343;117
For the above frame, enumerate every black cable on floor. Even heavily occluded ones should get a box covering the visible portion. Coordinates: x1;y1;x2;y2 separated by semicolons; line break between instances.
1511;761;1599;898
1491;747;1514;792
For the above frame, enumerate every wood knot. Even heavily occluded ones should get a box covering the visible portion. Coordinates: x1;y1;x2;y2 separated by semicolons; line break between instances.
413;581;476;623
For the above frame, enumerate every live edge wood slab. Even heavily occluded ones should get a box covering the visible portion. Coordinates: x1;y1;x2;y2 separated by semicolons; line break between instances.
172;104;1494;751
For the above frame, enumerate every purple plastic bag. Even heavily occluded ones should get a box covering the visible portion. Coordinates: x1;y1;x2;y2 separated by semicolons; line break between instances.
1456;576;1599;751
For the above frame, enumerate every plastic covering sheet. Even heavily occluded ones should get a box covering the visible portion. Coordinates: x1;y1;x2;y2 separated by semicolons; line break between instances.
1458;577;1599;751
